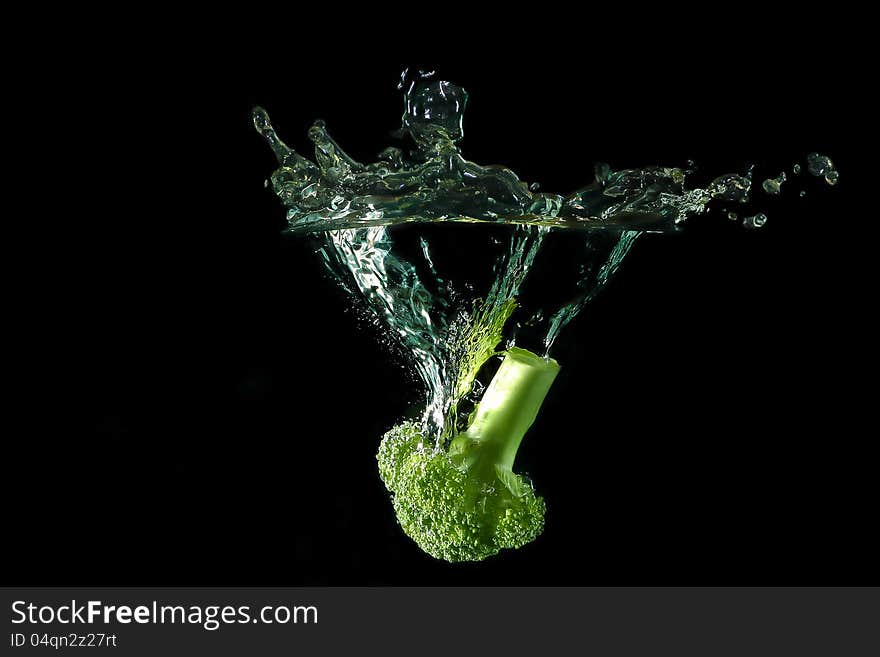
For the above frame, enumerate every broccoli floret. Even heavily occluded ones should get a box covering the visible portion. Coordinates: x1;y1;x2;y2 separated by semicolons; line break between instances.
377;347;560;562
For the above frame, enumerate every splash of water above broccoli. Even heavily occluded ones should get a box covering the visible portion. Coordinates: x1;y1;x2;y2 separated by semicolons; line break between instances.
377;347;559;562
254;72;830;562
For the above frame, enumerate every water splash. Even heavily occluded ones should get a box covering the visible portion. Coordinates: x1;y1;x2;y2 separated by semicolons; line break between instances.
543;231;640;353
312;222;547;440
252;75;756;235
255;74;834;444
315;226;449;433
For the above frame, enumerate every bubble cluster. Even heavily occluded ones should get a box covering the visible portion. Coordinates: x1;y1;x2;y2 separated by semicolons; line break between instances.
807;152;839;186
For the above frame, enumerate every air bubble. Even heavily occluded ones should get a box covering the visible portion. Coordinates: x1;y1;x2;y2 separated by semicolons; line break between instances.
762;172;786;196
807;152;834;177
743;213;767;229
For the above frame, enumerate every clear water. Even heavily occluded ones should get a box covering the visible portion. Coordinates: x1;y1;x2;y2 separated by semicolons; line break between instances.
255;71;838;443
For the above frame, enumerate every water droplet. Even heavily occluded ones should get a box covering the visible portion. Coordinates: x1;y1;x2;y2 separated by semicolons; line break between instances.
252;106;271;132
762;171;786;195
257;76;838;453
807;152;834;176
743;213;767;229
523;310;545;326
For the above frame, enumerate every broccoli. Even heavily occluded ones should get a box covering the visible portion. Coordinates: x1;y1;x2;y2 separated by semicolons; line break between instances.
377;347;560;561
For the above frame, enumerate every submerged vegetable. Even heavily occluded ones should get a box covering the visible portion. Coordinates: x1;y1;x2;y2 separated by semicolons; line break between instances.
377;347;559;562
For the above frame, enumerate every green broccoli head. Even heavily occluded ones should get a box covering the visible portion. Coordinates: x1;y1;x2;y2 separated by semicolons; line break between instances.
377;347;559;562
377;422;546;562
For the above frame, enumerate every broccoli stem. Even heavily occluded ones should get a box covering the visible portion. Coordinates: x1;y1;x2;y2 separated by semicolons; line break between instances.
452;347;560;471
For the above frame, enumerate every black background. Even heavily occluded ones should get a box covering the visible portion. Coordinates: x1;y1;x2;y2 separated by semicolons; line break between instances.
8;9;873;585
